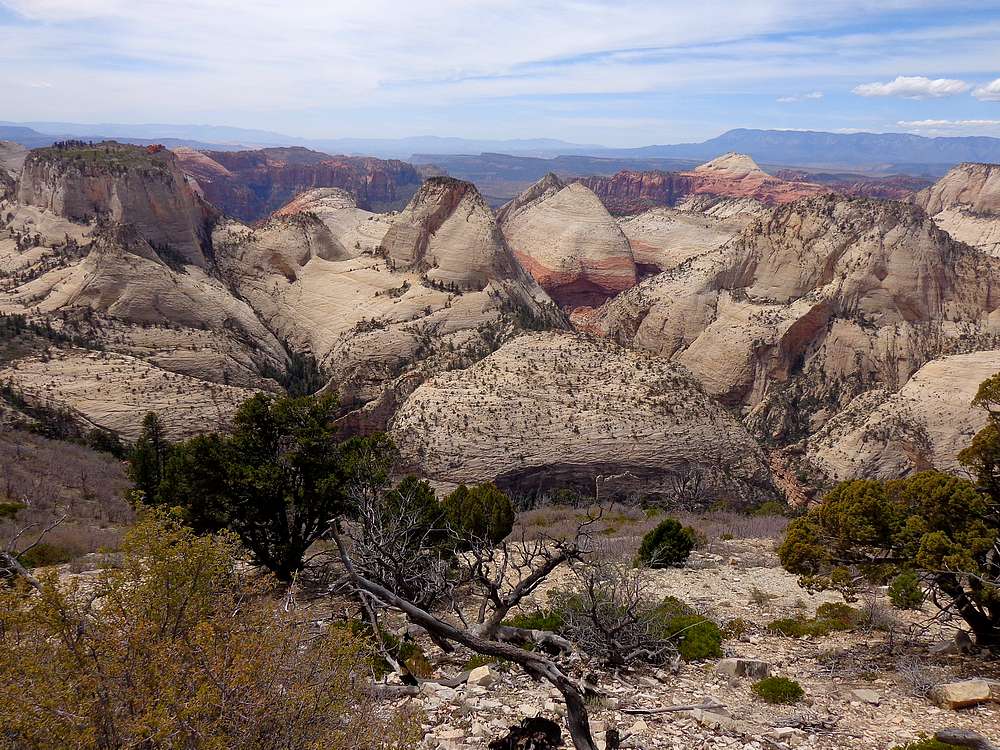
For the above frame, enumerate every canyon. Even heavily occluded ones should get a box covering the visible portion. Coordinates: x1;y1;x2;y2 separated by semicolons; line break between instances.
2;139;1000;502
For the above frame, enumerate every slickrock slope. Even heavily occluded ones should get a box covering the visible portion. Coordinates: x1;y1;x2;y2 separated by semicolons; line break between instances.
0;348;257;439
271;187;393;254
805;350;1000;480
620;206;751;274
175;146;422;221
16;142;214;267
915;162;1000;255
497;175;637;307
391;332;774;504
579;154;828;215
216;179;562;430
0;143;287;432
593;195;1000;479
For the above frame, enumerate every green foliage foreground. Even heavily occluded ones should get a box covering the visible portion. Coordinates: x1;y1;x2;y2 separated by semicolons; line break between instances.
778;470;999;646
0;511;419;750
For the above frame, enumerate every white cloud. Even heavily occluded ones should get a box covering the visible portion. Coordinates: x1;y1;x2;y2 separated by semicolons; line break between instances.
897;119;1000;127
777;91;823;103
853;75;971;99
973;78;1000;101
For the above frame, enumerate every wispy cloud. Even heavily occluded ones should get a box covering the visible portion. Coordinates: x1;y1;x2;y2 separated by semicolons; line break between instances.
973;78;1000;101
896;118;1000;136
1;1;999;143
898;119;1000;127
777;91;823;103
853;76;971;99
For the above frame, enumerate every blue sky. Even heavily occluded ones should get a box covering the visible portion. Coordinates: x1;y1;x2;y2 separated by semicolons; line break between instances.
1;0;999;146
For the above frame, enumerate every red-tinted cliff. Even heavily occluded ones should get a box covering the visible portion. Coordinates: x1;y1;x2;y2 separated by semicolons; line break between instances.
577;153;831;214
174;146;423;221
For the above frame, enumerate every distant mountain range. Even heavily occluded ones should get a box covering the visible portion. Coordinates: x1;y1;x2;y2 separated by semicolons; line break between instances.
3;121;999;174
599;129;1000;172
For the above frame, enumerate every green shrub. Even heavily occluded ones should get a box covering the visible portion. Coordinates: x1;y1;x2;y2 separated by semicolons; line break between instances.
442;483;515;546
18;542;76;569
888;571;925;610
891;738;964;750
503;609;565;632
649;598;722;660
751;676;804;704
815;602;857;627
661;614;723;660
751;499;788;517
768;603;858;638
636;518;696;568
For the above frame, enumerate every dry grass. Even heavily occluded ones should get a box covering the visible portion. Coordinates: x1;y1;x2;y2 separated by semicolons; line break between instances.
0;429;132;556
513;503;788;558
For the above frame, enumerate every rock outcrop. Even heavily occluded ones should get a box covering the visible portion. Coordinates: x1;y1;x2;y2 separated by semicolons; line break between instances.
593;195;1000;479
498;175;637;307
16;142;214;267
578;154;829;215
915;162;1000;255
391;332;775;504
174;146;423;221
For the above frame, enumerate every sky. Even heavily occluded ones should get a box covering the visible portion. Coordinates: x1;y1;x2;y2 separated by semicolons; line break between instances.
1;0;999;147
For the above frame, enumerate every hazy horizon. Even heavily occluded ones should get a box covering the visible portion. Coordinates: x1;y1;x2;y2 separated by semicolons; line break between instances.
2;1;999;146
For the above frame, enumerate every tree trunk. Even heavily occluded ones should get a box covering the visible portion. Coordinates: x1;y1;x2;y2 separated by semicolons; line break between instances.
332;530;598;750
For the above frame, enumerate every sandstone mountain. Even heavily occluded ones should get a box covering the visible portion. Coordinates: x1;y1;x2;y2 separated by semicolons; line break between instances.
578;153;828;215
497;174;637;307
914;162;1000;256
592;195;1000;481
390;331;774;503
17;142;216;267
174;146;423;221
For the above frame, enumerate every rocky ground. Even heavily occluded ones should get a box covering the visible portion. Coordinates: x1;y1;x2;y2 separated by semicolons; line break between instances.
374;536;999;750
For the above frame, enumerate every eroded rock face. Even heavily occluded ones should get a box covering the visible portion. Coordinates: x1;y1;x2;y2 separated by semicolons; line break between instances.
16;142;214;267
498;175;637;307
915;162;1000;255
391;332;775;505
174;146;423;221
592;195;1000;479
0;141;27;198
577;170;695;215
578;154;829;215
775;169;931;201
619;206;751;275
805;350;1000;480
